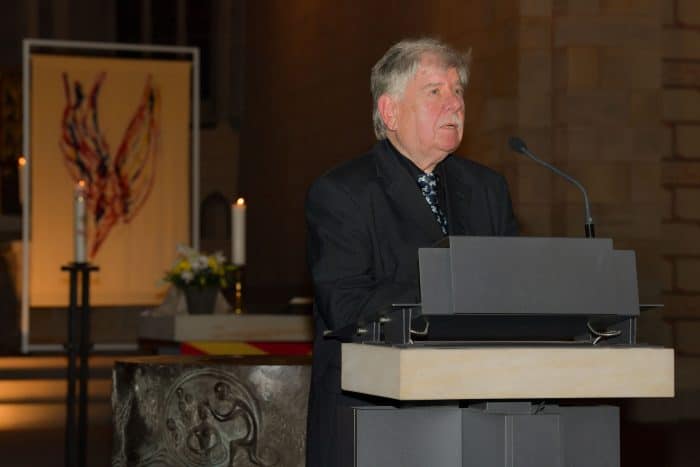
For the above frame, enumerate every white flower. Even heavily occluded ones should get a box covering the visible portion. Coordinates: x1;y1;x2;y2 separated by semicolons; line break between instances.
176;244;195;256
180;270;194;283
192;255;208;271
166;245;230;289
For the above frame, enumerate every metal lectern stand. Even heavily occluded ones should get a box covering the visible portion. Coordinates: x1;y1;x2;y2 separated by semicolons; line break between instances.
334;237;675;467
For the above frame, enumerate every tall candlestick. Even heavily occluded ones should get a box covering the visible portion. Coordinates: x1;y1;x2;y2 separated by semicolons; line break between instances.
231;197;246;266
74;180;87;263
18;156;26;206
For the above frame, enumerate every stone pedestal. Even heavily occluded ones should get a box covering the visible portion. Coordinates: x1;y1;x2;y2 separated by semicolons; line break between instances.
112;355;311;466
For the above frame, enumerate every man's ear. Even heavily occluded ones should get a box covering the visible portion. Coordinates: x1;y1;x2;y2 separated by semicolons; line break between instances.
378;94;398;131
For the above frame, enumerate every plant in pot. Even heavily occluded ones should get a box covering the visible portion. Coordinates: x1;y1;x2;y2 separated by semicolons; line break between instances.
164;245;235;314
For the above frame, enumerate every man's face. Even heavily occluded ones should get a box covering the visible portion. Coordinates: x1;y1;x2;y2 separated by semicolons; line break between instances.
389;54;465;172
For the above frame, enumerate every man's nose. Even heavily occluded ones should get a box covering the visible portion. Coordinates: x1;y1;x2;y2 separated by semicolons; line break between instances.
445;91;464;111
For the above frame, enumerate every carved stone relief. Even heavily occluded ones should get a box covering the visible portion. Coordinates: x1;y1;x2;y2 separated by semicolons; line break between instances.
112;356;311;467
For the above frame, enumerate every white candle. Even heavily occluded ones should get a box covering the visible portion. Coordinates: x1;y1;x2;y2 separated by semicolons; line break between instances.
74;180;87;263
231;197;246;266
17;156;26;206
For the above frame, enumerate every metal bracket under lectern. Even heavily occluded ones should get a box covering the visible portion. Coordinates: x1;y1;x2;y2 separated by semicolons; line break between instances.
334;305;636;346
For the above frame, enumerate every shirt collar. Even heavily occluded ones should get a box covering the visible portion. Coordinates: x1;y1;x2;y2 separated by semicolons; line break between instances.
385;139;429;179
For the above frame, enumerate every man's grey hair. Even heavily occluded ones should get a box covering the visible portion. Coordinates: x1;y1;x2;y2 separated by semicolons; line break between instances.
370;38;471;139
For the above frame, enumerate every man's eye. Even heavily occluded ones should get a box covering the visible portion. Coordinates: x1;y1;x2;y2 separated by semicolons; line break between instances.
455;88;463;96
430;88;440;95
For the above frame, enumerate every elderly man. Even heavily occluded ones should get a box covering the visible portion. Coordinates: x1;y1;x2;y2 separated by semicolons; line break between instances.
305;38;518;466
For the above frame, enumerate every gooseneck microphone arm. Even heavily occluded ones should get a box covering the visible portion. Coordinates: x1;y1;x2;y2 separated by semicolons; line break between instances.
508;136;595;238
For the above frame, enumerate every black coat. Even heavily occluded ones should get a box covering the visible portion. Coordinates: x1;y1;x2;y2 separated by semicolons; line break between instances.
304;139;518;467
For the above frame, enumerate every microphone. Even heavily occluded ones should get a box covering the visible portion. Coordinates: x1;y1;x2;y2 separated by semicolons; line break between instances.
508;136;595;238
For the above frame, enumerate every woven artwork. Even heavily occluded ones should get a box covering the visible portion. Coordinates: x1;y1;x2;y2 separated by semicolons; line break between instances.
30;55;192;306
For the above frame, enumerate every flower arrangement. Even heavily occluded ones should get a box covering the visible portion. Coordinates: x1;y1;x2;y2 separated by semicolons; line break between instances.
164;245;235;289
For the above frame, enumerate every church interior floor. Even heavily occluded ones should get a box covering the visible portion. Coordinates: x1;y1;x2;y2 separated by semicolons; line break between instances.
0;354;697;466
0;354;122;467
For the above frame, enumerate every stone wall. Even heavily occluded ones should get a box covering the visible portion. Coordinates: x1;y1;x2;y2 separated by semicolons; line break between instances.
660;0;700;419
514;1;664;299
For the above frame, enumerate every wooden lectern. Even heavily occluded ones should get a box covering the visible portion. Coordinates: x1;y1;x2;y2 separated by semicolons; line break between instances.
335;237;674;467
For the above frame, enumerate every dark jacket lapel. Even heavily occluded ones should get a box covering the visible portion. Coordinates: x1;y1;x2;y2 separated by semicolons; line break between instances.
372;140;444;241
441;155;473;236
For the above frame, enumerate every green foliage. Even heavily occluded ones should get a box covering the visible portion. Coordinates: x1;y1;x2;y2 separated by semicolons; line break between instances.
164;245;236;289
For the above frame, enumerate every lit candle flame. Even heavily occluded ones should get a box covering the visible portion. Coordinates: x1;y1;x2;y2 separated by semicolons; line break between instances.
235;197;245;206
18;156;26;206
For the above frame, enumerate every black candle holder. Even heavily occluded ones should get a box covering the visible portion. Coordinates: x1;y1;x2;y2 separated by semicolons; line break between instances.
61;261;98;467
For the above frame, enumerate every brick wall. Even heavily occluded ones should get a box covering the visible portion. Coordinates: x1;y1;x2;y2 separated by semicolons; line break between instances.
659;0;700;417
662;0;700;322
504;1;666;305
510;1;555;237
513;0;700;422
551;1;663;303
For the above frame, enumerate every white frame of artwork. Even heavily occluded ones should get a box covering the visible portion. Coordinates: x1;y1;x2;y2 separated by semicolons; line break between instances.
21;39;200;353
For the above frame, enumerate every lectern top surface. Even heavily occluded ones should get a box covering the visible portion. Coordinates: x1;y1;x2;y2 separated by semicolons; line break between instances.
341;343;675;400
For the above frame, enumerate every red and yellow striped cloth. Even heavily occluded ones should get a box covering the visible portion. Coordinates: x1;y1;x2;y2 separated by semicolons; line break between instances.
180;341;312;356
